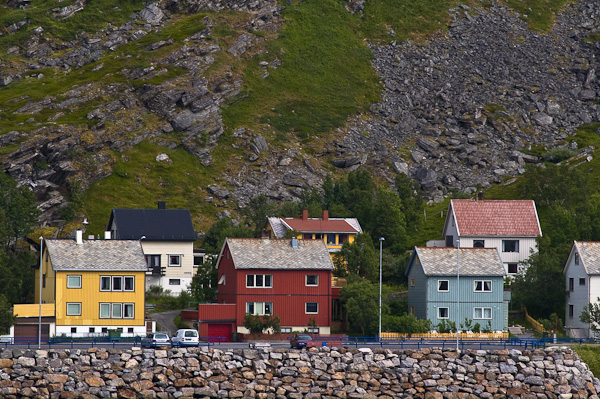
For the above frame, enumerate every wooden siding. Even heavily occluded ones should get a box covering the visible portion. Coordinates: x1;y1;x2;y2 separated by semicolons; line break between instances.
198;303;236;321
426;275;505;331
55;270;145;327
35;247;56;304
141;241;195;278
456;236;537;272
564;249;592;335
13;303;55;318
407;258;428;319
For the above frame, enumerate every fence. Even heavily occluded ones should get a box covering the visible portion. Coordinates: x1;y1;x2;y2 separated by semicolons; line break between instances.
381;332;509;340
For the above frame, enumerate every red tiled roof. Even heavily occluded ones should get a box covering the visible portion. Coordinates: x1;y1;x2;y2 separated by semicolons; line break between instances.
284;219;358;233
451;199;541;237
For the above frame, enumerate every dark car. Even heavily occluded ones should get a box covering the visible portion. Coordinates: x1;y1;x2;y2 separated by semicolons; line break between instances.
290;334;314;349
141;332;171;348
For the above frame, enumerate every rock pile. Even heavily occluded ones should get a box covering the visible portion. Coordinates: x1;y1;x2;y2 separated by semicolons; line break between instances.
0;346;597;398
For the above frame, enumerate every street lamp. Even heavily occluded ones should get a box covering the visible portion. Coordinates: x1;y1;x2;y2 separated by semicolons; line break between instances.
379;237;385;341
456;238;460;351
38;236;43;350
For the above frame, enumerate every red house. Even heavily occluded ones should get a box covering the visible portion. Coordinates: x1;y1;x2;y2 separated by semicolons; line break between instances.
194;237;335;340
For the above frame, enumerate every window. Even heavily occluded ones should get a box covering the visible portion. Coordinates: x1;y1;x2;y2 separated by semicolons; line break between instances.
89;327;95;333
124;303;134;319
508;263;518;274
169;279;180;285
569;278;574;292
445;235;454;247
246;274;273;288
100;276;111;291
246;302;272;316
100;303;110;318
306;302;318;314
66;303;81;316
303;233;312;240
339;234;348;244
580;278;586;286
502;240;519;253
306;275;319;286
124;276;134;291
438;280;449;292
128;328;134;333
473;240;485;248
102;328;108;333
71;327;77;334
112;276;123;291
281;327;292;333
169;255;181;267
308;328;319;334
327;234;336;244
474;280;492;292
146;255;161;268
112;303;122;318
575;253;579;265
410;306;415;315
569;304;574;318
473;307;492;319
43;274;46;288
438;307;449;319
314;234;323;240
410;279;415;287
67;275;82;289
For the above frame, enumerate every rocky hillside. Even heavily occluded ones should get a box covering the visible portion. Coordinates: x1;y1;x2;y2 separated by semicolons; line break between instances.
0;0;599;232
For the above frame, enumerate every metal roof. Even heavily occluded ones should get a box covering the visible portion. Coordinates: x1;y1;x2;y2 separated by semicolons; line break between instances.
268;217;362;236
413;247;505;276
108;208;197;241
574;241;600;275
224;238;334;270
45;239;148;271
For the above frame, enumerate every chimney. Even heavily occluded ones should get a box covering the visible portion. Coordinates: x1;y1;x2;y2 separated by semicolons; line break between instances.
322;210;329;221
75;230;83;245
302;209;308;220
104;231;112;240
158;201;166;209
477;192;484;201
291;237;299;248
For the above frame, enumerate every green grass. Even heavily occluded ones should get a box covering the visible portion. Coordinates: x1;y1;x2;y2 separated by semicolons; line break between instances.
222;0;380;137
502;0;569;32
574;346;600;378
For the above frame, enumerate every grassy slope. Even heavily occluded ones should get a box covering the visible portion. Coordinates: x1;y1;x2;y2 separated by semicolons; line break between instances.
1;0;582;236
574;346;600;378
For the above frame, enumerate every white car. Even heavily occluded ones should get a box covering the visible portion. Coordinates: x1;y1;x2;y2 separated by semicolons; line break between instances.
172;329;200;347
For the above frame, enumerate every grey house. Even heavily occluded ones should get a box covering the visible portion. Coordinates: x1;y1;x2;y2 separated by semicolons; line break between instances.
406;247;508;332
564;241;600;338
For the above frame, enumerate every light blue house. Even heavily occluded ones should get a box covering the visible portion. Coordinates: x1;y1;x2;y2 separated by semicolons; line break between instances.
406;247;508;332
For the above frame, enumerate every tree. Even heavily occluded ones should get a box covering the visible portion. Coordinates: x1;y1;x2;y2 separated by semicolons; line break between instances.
333;233;378;280
190;257;217;303
243;194;277;235
339;281;381;336
395;173;424;233
0;173;39;250
202;218;253;254
0;295;16;334
580;299;600;333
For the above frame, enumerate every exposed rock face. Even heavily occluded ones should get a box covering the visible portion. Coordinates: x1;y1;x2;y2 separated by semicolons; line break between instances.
0;346;597;398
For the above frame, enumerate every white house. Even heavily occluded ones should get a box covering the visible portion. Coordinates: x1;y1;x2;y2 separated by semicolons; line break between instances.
428;198;542;275
107;202;197;295
564;241;600;338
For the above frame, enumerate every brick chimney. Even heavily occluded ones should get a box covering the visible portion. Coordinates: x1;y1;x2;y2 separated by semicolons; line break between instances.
302;209;309;220
322;210;329;221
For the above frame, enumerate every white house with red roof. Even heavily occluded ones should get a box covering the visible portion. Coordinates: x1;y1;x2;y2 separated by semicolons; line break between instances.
266;210;363;257
428;199;542;275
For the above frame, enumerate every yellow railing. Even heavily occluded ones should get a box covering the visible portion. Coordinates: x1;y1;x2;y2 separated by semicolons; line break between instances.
381;332;509;340
522;305;546;333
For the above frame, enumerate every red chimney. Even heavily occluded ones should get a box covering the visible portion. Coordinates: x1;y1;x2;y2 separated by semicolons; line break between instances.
302;209;309;220
322;210;329;221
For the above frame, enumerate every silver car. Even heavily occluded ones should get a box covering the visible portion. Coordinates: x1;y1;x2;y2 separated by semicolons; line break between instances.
141;332;171;348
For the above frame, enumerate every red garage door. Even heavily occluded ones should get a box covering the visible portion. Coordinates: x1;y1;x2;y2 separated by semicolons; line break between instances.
207;324;232;342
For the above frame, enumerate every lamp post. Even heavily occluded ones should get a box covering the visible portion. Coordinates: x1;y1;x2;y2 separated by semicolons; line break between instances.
379;237;385;341
38;236;43;350
456;238;460;352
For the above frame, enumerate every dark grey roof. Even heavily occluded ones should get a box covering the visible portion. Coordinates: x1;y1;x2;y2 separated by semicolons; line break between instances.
224;238;334;270
414;247;504;276
108;209;196;241
575;241;600;275
45;239;148;271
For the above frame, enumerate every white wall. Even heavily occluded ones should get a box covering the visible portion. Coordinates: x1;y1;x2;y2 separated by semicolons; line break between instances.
564;249;592;337
142;241;195;295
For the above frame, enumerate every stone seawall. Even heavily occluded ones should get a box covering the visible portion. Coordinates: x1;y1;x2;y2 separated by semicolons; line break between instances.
0;346;598;398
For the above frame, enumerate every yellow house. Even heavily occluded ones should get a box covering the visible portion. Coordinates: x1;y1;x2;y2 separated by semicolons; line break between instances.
266;210;362;259
29;231;148;337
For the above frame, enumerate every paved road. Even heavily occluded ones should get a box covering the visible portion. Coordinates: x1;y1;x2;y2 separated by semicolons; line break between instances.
150;310;180;336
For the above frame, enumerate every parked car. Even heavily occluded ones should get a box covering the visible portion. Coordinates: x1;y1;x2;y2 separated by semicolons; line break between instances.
172;329;200;347
290;334;316;349
141;332;171;348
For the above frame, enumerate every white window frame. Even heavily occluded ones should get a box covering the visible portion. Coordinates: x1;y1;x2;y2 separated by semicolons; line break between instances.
112;303;123;319
168;254;182;267
507;263;518;274
112;276;123;291
473;239;485;248
306;274;319;286
306;302;318;314
67;275;82;289
124;276;134;291
438;280;449;292
246;302;273;316
502;240;519;253
473;307;492;320
123;303;134;319
438;307;449;319
474;280;492;292
169;279;180;286
99;303;110;319
246;274;273;288
66;302;81;316
100;276;111;291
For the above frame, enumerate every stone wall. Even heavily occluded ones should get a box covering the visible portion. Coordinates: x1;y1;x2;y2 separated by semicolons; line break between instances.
0;346;597;398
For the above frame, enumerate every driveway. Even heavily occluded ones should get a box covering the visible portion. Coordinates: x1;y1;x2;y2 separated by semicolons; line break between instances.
150;310;180;335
